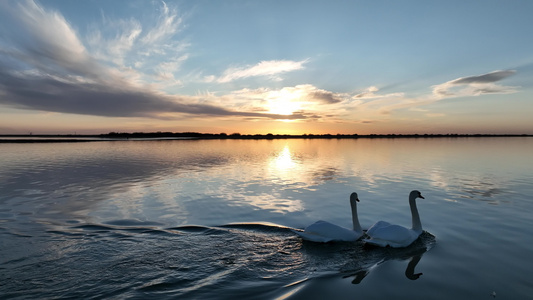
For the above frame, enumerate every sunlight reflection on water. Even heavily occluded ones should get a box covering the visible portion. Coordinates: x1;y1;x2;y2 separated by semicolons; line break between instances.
1;138;533;299
270;145;298;171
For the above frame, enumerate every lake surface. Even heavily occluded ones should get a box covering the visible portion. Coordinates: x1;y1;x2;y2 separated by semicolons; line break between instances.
1;138;532;299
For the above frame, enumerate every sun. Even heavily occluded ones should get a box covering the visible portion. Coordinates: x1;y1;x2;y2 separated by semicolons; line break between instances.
268;100;301;116
266;89;303;116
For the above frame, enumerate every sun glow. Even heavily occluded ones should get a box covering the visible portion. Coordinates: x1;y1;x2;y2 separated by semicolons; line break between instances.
268;100;301;115
266;89;303;116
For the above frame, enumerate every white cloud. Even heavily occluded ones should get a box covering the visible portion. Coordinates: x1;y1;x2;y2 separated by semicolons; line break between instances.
0;1;524;127
225;84;348;105
206;69;521;122
348;70;520;119
353;86;379;98
1;0;105;79
353;86;404;99
140;1;183;45
154;54;188;83
203;84;351;120
432;70;518;98
84;0;188;86
216;59;308;83
0;1;286;120
88;18;142;66
17;1;86;57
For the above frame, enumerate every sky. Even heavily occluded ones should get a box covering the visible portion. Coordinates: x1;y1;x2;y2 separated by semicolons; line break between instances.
1;0;532;135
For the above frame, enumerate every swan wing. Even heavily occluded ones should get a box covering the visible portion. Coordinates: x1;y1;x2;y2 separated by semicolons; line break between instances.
364;224;421;248
294;220;362;242
366;220;392;236
362;238;392;248
292;229;335;243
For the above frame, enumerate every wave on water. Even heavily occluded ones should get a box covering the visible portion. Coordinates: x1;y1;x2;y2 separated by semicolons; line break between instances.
1;220;436;299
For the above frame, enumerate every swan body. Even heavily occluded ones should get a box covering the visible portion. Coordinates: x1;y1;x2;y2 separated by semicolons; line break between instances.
364;190;425;248
293;192;363;242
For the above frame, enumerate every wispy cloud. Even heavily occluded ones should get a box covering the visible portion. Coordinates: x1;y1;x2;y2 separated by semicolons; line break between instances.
432;70;518;98
353;86;404;99
154;54;189;83
87;18;143;67
140;1;183;45
350;70;520;117
0;1;524;128
214;59;308;83
209;84;351;120
0;65;309;120
226;84;348;107
0;1;299;121
0;0;105;80
85;0;189;86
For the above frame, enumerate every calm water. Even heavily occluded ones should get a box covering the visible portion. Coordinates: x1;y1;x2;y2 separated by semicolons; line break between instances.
1;138;532;299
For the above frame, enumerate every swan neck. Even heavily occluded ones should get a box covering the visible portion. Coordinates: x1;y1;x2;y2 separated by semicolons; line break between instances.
350;199;362;232
409;196;422;232
405;254;423;280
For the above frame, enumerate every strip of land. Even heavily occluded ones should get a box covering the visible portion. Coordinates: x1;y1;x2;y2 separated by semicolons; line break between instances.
0;132;531;143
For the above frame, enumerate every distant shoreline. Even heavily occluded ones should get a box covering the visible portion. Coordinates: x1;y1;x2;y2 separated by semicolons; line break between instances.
0;133;531;143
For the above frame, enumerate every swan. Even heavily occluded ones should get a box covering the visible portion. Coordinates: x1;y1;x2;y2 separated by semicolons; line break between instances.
293;192;363;242
363;190;425;248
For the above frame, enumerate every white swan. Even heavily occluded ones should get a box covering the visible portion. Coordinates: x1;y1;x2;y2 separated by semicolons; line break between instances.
293;192;363;242
364;190;425;248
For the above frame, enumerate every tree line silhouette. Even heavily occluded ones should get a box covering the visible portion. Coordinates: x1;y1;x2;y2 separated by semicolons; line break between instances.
100;131;530;139
0;132;530;143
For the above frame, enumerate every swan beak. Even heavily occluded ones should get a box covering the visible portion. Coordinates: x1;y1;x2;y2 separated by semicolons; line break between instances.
419;194;425;199
356;198;360;202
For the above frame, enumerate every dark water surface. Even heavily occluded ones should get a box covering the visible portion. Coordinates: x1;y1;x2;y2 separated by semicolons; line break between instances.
1;138;532;299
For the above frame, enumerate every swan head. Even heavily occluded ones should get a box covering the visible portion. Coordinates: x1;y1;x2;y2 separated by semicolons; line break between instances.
410;190;425;200
350;192;360;202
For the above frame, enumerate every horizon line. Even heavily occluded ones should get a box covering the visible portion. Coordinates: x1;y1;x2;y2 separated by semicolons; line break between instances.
1;132;531;139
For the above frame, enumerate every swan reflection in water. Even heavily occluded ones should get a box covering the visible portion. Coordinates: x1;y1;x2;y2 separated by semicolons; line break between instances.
343;246;427;284
299;230;435;285
405;251;424;280
342;234;433;284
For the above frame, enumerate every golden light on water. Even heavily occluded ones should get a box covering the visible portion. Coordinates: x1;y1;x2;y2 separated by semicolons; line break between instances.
259;144;303;213
270;145;297;171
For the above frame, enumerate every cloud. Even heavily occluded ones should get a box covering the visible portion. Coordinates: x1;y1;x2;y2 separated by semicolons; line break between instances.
85;0;189;85
226;84;349;107
449;70;516;84
0;1;524;129
354;96;427;116
87;18;143;66
208;84;352;120
432;70;518;98
0;0;106;80
308;89;344;104
215;59;308;83
0;1;301;121
353;86;404;99
154;54;188;83
353;86;379;98
275;84;347;104
140;1;183;45
349;70;520;118
0;66;308;120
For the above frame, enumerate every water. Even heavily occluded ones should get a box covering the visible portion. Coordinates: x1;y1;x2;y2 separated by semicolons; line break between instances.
1;138;532;299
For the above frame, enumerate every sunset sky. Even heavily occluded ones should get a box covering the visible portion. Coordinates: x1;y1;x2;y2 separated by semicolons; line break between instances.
1;0;532;135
